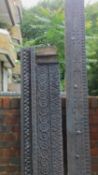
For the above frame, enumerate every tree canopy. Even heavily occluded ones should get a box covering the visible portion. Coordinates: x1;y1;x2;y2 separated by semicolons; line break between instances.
85;2;98;95
21;0;98;95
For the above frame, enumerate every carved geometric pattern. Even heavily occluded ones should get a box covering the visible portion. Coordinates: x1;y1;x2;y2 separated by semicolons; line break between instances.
65;0;91;175
49;65;64;175
21;48;64;175
36;65;51;175
21;49;33;175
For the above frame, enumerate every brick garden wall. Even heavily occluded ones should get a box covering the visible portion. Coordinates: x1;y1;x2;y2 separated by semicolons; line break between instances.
89;97;98;175
0;98;21;175
62;96;98;175
0;97;98;175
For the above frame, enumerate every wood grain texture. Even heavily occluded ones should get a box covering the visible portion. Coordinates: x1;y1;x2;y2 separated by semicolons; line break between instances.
21;48;64;175
65;0;91;174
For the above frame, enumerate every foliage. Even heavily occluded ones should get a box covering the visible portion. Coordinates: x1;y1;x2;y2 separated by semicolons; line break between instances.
21;1;98;95
0;20;9;29
21;0;65;90
85;2;98;95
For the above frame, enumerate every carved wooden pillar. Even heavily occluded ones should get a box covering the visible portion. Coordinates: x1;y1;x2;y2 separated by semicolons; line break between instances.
65;0;91;175
21;47;64;175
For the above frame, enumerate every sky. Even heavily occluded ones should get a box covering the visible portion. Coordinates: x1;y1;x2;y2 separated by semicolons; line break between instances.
21;0;98;8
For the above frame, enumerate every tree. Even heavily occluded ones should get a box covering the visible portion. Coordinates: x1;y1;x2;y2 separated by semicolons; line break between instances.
21;1;98;94
85;2;98;95
21;0;65;90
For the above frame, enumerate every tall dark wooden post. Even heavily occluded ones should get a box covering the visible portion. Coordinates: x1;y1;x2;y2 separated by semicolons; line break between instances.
21;47;64;175
65;0;91;175
21;48;36;175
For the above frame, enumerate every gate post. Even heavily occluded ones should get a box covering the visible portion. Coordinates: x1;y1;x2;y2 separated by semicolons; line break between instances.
65;0;91;175
21;48;36;175
21;47;64;175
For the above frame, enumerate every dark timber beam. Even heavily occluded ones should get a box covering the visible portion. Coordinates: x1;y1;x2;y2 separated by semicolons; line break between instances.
65;0;91;175
21;47;64;175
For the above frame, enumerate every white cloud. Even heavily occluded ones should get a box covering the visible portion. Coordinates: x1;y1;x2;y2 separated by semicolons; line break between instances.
85;0;98;5
21;0;40;8
21;0;98;8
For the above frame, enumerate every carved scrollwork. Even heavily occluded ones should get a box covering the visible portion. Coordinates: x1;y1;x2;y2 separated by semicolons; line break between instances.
21;49;64;175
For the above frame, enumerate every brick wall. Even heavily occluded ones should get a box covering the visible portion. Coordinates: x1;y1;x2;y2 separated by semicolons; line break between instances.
0;97;98;175
62;96;98;175
0;98;20;175
89;97;98;175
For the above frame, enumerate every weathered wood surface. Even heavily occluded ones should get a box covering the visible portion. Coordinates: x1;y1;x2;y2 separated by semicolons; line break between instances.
21;47;64;175
65;0;91;175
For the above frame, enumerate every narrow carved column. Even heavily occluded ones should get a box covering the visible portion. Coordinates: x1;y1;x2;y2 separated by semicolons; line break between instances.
21;48;36;175
21;47;64;175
